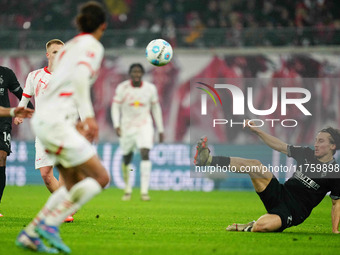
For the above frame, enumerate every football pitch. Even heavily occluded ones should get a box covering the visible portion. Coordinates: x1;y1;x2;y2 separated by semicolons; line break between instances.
0;186;339;255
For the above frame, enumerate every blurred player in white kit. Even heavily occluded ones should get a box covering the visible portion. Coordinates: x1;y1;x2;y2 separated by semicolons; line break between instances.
15;39;64;192
111;63;164;201
16;2;109;253
14;39;74;222
14;38;74;222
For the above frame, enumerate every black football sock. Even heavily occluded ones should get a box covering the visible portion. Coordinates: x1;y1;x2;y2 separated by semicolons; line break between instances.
211;156;230;167
0;166;6;203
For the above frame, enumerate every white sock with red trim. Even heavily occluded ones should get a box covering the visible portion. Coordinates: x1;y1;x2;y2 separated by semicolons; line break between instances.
44;177;102;227
25;186;68;237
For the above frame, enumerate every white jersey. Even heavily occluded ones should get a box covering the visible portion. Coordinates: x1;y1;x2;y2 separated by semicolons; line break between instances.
36;33;104;122
30;33;104;167
112;80;162;133
19;67;51;109
19;66;79;125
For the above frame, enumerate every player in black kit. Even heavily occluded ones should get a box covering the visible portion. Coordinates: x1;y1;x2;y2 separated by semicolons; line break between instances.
0;66;34;217
194;120;340;233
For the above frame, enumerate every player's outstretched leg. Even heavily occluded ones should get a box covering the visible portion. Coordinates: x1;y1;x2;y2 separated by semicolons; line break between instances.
35;220;71;254
194;136;272;192
16;230;59;254
226;221;255;232
194;136;231;168
194;136;212;166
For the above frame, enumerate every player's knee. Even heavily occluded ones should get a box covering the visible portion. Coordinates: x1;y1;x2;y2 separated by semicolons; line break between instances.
123;152;133;165
0;151;7;165
140;149;149;160
246;159;264;173
41;173;52;185
252;218;280;232
97;171;110;188
250;159;262;167
239;159;263;169
252;221;270;232
141;154;149;160
40;168;53;181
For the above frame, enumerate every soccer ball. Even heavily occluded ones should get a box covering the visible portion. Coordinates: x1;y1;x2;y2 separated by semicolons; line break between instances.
145;39;173;66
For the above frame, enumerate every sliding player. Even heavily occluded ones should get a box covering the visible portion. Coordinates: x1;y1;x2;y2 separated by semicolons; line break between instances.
194;121;340;233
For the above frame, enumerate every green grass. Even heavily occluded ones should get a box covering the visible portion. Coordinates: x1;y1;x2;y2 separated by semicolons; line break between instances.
0;186;339;255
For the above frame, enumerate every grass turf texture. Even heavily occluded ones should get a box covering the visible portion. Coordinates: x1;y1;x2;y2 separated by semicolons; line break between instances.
0;186;339;255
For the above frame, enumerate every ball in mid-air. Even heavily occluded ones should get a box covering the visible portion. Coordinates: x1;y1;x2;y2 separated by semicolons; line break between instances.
145;39;173;66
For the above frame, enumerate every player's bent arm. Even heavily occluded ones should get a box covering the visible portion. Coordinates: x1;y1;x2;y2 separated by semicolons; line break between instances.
73;65;95;119
72;65;99;142
18;95;31;108
14;96;32;125
331;199;340;233
12;87;34;109
111;101;121;135
256;129;288;154
151;101;164;135
246;119;288;154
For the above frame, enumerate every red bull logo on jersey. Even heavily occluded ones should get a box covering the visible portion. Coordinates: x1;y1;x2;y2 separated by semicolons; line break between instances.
129;101;145;107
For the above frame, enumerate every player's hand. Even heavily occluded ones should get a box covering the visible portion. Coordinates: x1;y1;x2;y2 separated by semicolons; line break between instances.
76;118;99;142
115;127;121;137
84;117;99;142
159;133;164;143
14;117;24;125
14;107;34;118
244;119;260;133
76;121;88;139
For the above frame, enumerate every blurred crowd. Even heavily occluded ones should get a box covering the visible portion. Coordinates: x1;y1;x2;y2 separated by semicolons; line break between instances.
1;0;340;47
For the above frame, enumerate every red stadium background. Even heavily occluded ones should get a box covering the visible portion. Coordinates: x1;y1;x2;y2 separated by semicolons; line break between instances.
1;52;340;145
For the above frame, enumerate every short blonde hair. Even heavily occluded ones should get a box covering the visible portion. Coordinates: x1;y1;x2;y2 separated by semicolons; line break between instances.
45;39;64;51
